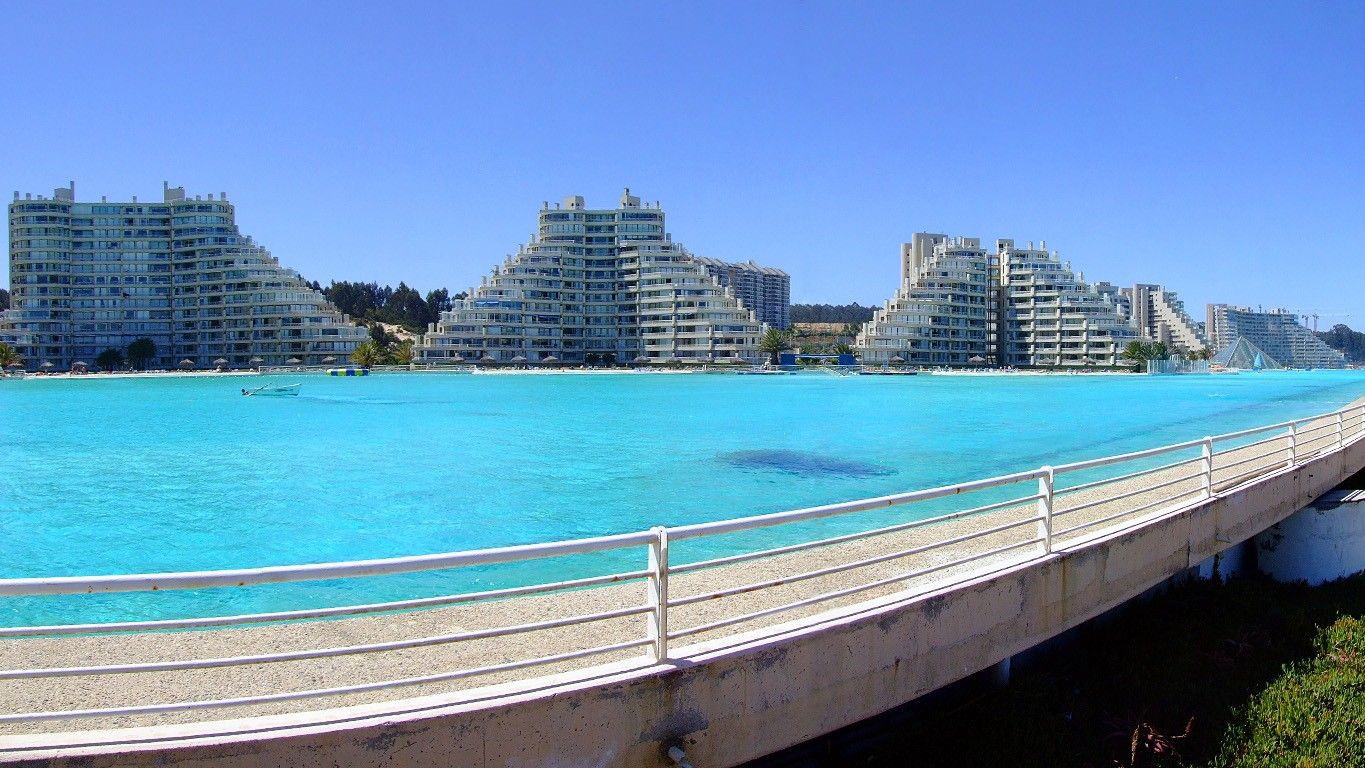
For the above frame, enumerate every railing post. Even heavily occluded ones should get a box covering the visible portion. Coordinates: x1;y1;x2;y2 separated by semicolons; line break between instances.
1037;467;1054;554
1337;411;1346;449
647;526;669;662
1287;422;1298;467
1201;437;1214;498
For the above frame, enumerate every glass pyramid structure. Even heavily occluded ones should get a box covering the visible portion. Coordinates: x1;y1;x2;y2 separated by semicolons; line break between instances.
1212;336;1283;370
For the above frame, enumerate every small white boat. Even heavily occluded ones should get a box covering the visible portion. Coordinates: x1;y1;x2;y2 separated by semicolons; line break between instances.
241;384;302;397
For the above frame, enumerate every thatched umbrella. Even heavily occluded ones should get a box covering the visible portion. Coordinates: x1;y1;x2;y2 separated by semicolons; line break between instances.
539;355;559;366
249;356;264;366
286;357;302;365
449;353;465;364
510;355;528;369
4;361;21;370
213;358;228;372
968;355;986;365
632;355;650;367
479;354;498;364
178;359;195;369
40;361;54;370
321;355;337;364
889;355;906;366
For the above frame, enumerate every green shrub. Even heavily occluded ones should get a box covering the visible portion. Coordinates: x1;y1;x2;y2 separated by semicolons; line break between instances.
1213;616;1365;767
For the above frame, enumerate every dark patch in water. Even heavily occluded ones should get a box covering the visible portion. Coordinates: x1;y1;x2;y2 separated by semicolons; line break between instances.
721;449;894;478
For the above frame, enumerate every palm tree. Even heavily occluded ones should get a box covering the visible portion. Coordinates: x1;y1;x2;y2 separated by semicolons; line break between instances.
351;340;383;368
0;342;22;371
1122;340;1153;362
386;339;414;365
758;328;792;365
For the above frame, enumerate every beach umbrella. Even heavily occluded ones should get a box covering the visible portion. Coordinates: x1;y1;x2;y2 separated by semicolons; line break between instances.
321;355;337;363
286;357;302;365
479;354;497;363
178;359;194;369
5;361;22;369
72;361;88;368
889;355;906;365
449;353;465;363
632;355;650;364
249;356;264;365
540;355;559;364
40;361;54;369
968;355;986;364
213;358;228;365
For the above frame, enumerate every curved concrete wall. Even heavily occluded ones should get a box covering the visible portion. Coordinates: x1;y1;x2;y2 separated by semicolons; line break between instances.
1258;489;1365;585
7;437;1363;768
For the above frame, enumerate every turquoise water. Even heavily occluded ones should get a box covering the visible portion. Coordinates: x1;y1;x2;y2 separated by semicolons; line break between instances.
3;370;1364;626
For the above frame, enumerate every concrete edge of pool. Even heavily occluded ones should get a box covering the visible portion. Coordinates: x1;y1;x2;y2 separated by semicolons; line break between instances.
4;433;1362;768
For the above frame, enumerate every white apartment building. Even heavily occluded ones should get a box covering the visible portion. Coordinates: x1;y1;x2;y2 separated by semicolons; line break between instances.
1206;304;1344;369
691;256;790;329
856;233;997;365
2;182;366;370
997;240;1136;367
1122;283;1207;352
415;190;763;364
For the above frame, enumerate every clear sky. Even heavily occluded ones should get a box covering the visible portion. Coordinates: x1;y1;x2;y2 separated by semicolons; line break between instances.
4;2;1363;325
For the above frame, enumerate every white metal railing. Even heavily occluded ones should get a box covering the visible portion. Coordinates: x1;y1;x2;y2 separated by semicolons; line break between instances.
2;401;1363;727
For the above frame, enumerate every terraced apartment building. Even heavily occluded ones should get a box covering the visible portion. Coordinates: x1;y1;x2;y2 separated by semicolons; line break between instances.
1206;304;1344;369
856;233;998;366
415;190;766;364
1;182;366;370
858;234;1136;367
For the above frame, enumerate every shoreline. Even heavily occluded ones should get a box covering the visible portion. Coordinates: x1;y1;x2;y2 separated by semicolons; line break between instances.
6;366;1342;382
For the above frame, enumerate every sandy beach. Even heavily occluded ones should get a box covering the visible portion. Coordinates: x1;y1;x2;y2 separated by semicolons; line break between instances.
1;404;1358;738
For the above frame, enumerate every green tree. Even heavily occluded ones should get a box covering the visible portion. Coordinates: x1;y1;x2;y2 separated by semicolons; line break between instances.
96;348;124;372
351;340;383;368
758;328;793;365
1122;340;1153;363
0;342;23;370
369;323;393;348
0;288;9;311
1149;341;1170;361
385;339;414;365
126;337;157;370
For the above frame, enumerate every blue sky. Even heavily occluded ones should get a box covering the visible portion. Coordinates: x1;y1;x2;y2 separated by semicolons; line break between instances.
4;2;1363;325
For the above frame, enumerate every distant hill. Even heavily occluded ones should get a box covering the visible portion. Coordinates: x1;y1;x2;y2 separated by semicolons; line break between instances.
1317;324;1365;363
790;303;876;324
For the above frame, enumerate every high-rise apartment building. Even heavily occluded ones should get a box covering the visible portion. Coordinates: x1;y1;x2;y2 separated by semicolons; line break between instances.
691;256;790;329
416;190;764;364
1122;283;1207;352
856;233;998;365
2;182;366;370
996;240;1136;367
1205;304;1344;368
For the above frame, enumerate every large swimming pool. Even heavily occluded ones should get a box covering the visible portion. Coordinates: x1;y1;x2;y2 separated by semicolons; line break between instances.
3;369;1364;625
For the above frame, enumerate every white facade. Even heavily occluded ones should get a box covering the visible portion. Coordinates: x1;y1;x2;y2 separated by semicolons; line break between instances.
2;182;366;370
1122;283;1207;352
691;256;790;329
1206;304;1344;369
998;240;1136;367
416;190;762;364
856;234;997;365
